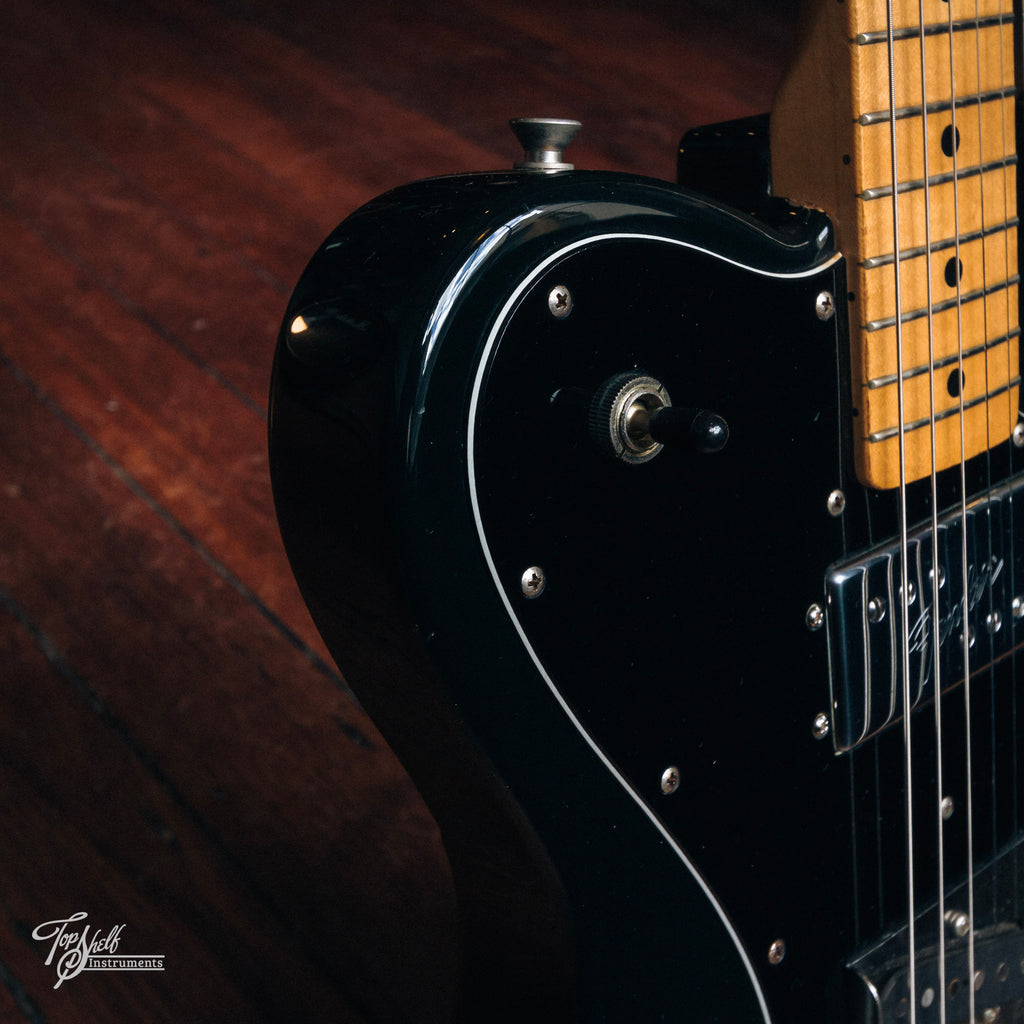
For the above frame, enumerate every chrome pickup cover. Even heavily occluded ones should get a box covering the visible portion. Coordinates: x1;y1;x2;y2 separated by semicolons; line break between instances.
826;476;1024;754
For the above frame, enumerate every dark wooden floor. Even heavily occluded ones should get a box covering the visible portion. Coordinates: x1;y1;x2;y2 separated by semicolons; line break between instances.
0;0;797;1020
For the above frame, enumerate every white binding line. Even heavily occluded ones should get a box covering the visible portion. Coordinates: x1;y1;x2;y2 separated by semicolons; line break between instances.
465;229;839;1022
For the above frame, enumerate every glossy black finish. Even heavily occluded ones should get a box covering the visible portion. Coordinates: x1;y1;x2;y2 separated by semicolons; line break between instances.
469;225;884;1022
649;406;730;453
270;164;1024;1022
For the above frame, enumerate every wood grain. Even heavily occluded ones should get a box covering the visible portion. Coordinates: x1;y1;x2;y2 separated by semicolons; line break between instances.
0;0;795;1019
771;0;1019;490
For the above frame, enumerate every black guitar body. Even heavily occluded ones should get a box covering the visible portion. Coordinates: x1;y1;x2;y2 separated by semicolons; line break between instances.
270;156;1024;1021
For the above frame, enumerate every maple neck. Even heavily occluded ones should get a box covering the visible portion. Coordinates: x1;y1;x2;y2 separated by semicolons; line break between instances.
770;0;1020;490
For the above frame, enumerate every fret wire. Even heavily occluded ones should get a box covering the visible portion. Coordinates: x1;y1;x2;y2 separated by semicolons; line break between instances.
866;327;1021;388
866;375;1023;441
862;218;1019;269
860;155;1017;201
858;87;1014;126
864;274;1020;331
855;13;1011;45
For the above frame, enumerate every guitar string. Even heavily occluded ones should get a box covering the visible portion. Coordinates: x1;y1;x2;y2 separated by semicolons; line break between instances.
970;0;997;953
887;2;918;1020
916;2;947;1020
998;0;1020;929
981;0;1018;941
988;0;1020;929
946;3;977;1020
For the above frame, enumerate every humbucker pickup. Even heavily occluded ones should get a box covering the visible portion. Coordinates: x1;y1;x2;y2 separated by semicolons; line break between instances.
825;476;1024;754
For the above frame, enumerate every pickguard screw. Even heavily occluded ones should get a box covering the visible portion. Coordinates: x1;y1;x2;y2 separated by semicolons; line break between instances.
1013;596;1024;620
827;489;846;516
521;566;546;598
986;610;1003;635
945;909;971;938
806;603;825;631
768;939;786;965
812;712;830;740
1013;422;1024;448
815;291;836;321
941;796;954;820
867;597;887;623
547;285;572;318
660;766;681;795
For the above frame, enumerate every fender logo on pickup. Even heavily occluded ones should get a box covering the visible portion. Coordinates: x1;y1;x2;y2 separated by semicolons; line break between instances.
906;555;1004;664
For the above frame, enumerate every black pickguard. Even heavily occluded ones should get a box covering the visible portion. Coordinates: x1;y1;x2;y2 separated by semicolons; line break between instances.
471;234;850;1019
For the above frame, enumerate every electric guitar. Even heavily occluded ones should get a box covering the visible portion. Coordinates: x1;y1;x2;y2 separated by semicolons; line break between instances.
269;1;1024;1020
